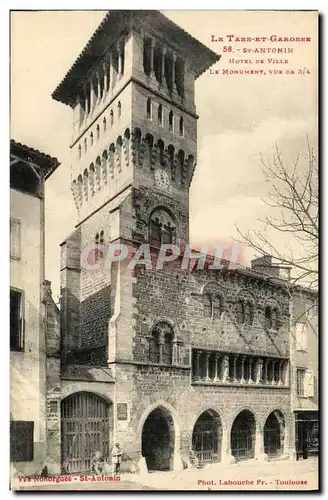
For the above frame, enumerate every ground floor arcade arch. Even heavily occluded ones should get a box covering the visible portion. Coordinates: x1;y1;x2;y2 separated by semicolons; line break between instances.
264;410;285;458
192;409;222;466
141;405;175;471
230;409;256;461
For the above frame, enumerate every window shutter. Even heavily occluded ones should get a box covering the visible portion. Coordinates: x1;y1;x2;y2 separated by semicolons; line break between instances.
305;370;314;397
10;421;34;462
10;220;21;259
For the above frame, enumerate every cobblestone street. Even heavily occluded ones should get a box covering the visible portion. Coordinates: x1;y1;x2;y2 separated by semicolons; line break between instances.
13;457;318;491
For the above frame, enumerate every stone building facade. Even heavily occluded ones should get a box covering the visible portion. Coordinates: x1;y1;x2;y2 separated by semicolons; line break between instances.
48;10;295;474
290;288;318;460
10;140;59;476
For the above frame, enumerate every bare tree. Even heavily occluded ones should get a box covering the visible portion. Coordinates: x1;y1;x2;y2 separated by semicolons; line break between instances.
236;137;318;289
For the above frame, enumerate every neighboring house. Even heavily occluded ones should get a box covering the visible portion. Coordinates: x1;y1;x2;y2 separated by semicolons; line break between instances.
290;288;318;460
10;140;59;476
46;10;296;475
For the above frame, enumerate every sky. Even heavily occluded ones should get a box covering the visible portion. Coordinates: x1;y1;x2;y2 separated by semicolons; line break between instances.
10;10;318;300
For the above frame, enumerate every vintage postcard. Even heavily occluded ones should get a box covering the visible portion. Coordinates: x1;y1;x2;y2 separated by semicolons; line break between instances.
10;9;318;491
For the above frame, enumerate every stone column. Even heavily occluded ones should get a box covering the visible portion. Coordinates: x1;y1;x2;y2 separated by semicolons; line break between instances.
161;47;167;87
240;355;246;383
205;352;210;381
97;72;101;103
254;427;267;462
172;340;178;365
158;334;164;364
103;63;108;95
90;79;95;112
118;42;123;77
196;350;201;380
214;353;220;382
84;86;89;117
271;360;276;384
108;54;113;90
282;361;289;386
248;358;253;384
221;427;235;464
172;53;177;92
150;38;155;78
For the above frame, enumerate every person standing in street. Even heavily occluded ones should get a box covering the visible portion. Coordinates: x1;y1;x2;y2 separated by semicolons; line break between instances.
111;443;122;475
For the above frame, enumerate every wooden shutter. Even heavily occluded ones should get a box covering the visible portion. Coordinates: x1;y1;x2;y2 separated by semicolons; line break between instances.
305;370;314;397
10;421;34;462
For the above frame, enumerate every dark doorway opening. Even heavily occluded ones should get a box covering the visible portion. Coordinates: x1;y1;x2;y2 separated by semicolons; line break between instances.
142;406;174;471
296;412;319;460
231;410;256;461
264;411;284;458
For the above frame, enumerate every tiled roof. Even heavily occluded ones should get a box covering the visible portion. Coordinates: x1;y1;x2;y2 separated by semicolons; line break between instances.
10;139;60;178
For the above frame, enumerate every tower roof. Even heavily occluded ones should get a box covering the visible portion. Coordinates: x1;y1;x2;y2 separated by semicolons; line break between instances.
52;10;220;106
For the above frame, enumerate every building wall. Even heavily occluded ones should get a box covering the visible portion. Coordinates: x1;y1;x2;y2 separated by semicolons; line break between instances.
290;291;318;410
112;258;293;467
10;188;46;475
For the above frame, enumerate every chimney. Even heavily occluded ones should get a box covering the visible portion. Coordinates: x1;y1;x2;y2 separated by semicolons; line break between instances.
251;255;291;281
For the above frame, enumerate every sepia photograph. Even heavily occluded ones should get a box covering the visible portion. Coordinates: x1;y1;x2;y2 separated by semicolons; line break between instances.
10;8;318;491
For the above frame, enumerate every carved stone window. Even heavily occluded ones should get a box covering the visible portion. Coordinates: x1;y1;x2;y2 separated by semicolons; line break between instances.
236;295;254;326
149;322;174;365
265;306;280;330
203;283;224;319
149;209;176;247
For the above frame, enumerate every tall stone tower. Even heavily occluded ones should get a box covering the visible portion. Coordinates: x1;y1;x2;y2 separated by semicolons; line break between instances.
52;10;220;473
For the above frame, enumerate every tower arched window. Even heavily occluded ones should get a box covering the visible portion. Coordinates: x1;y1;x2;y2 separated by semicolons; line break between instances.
149;322;174;365
149;208;176;247
147;98;152;119
164;52;173;91
143;37;152;76
78;144;82;159
118;101;121;118
158;105;163;125
110;110;114;126
90;132;94;146
175;58;185;97
154;44;162;82
169;110;174;131
157;140;164;166
96;124;100;140
103;117;107;132
84;138;88;153
179;116;184;136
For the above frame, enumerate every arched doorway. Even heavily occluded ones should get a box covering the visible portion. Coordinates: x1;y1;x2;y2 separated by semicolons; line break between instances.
231;410;256;461
61;392;110;473
192;410;222;466
264;410;285;458
142;406;174;471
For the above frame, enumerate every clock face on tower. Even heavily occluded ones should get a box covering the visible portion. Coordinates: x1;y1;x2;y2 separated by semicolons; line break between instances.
155;169;171;190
